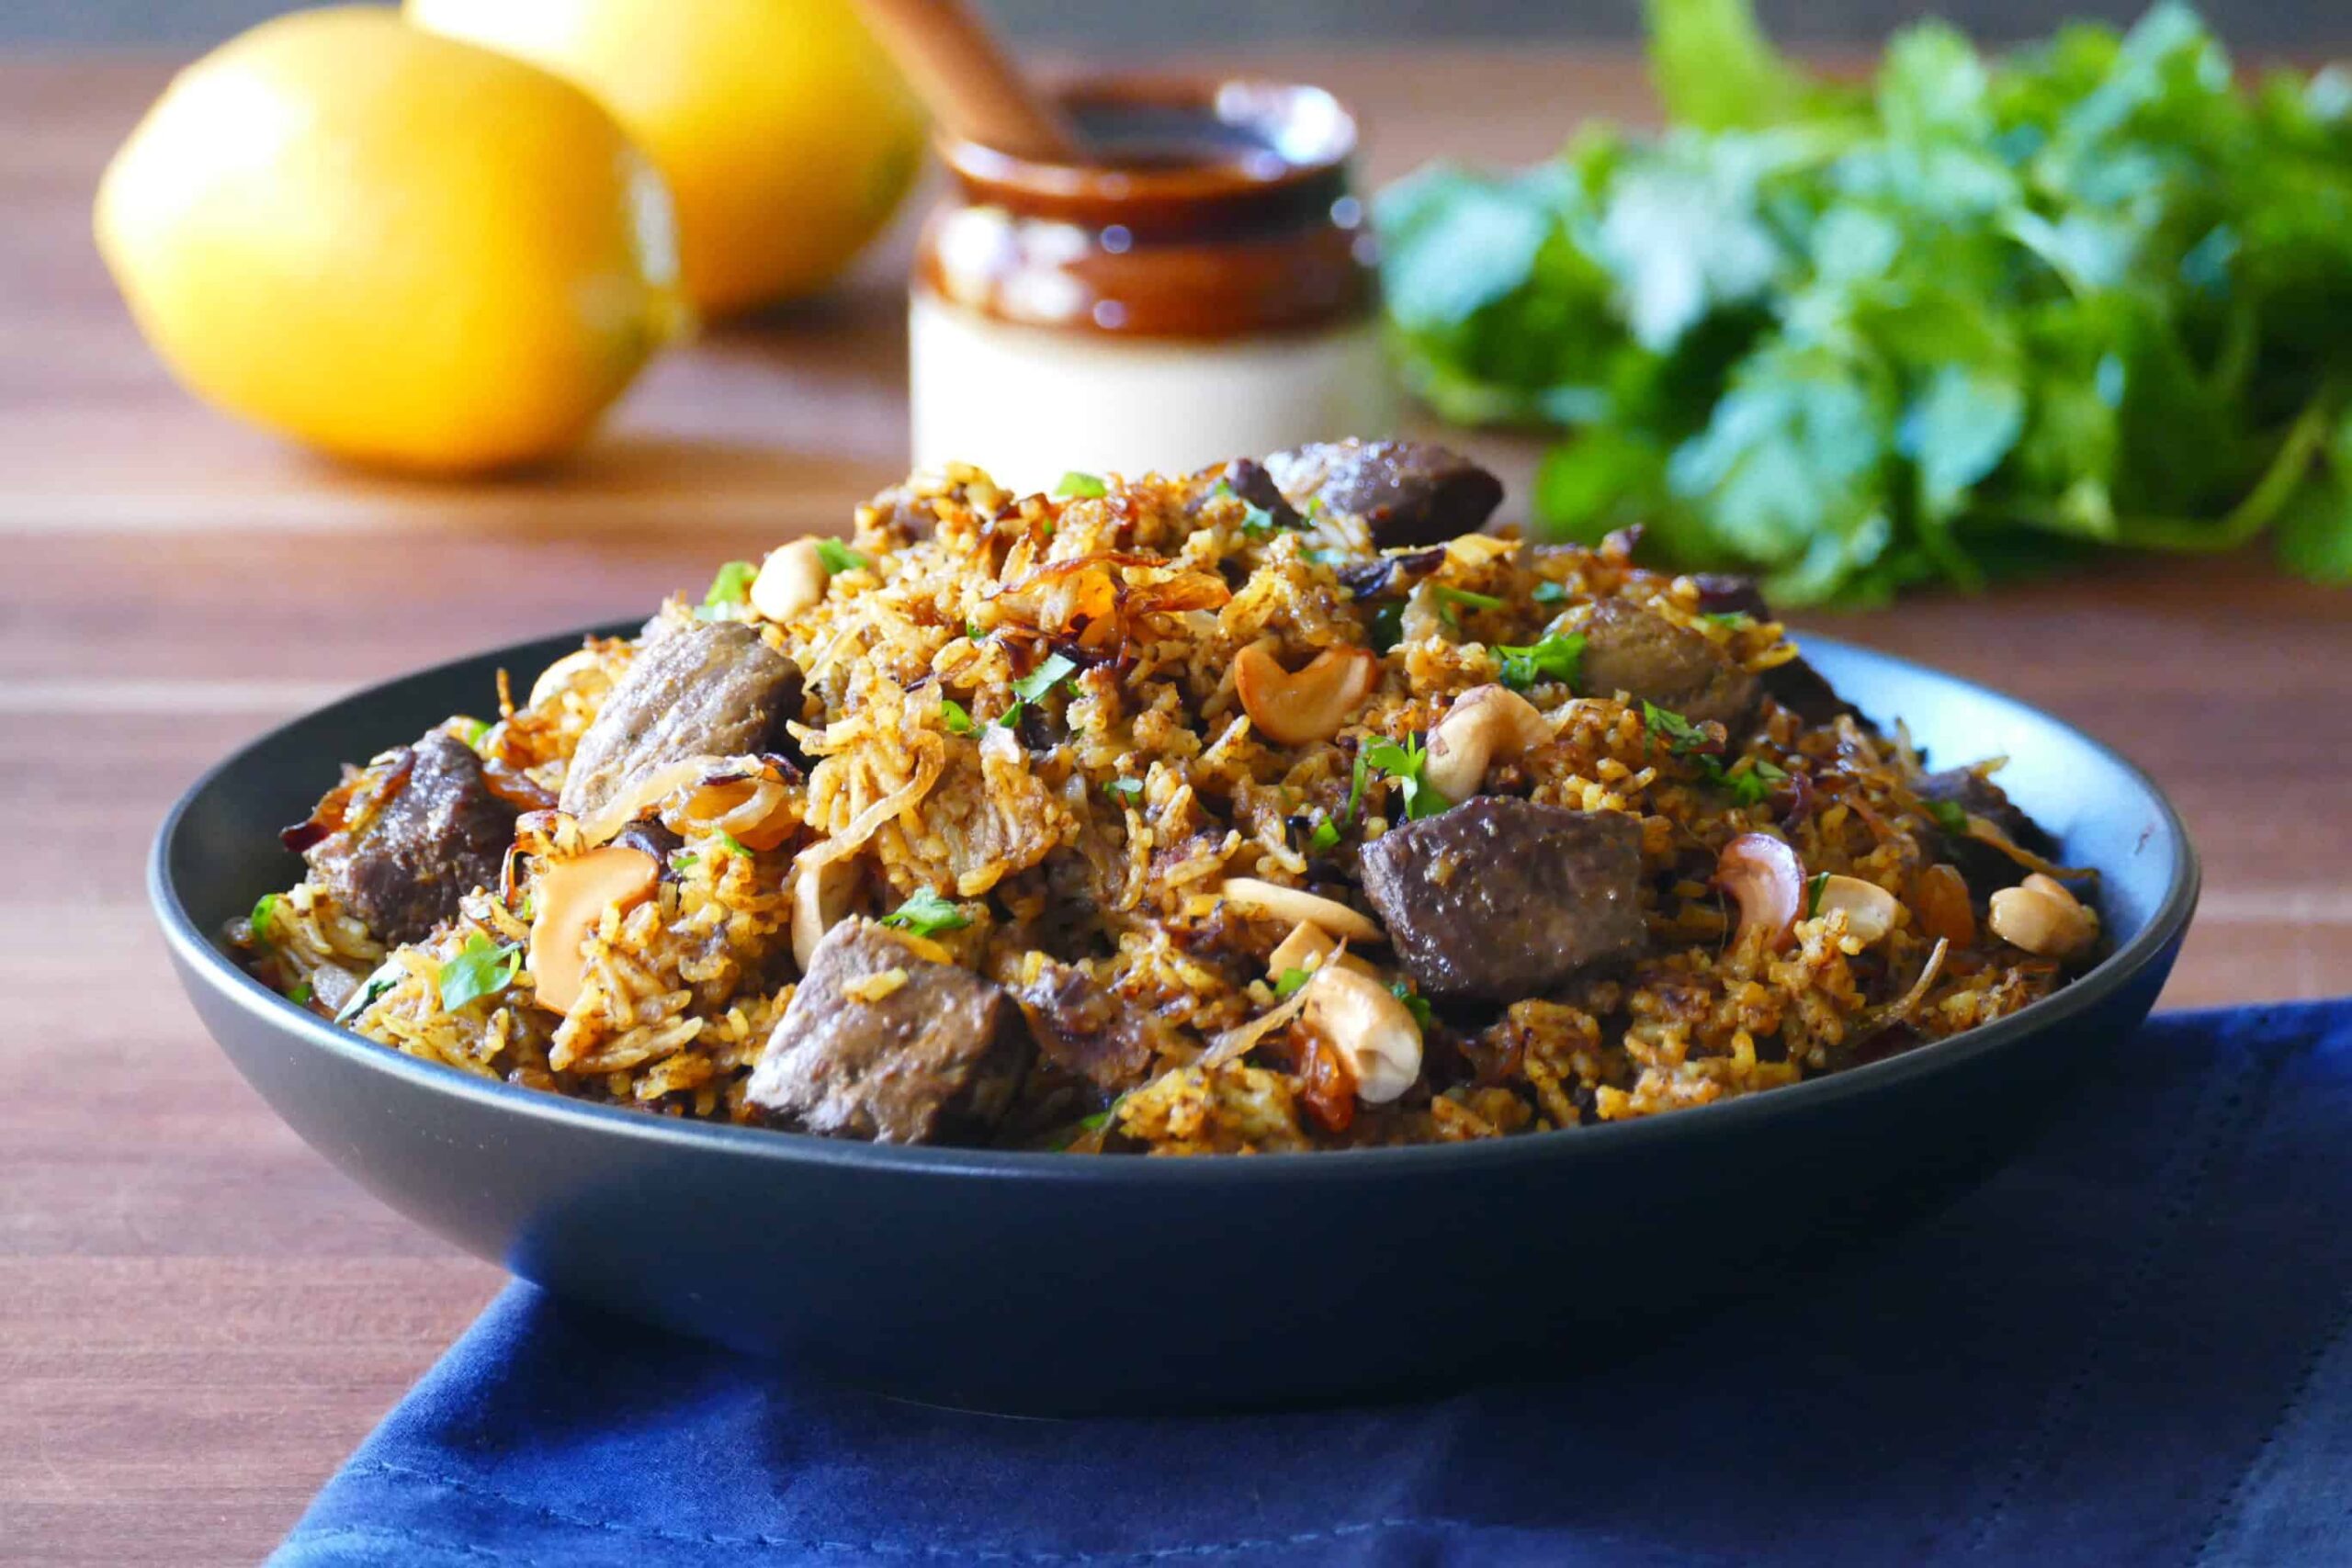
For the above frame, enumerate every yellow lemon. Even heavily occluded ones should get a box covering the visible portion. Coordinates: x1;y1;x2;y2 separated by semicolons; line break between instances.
96;6;684;475
407;0;926;316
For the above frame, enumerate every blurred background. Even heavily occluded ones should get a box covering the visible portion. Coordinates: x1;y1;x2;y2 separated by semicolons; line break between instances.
19;0;2350;48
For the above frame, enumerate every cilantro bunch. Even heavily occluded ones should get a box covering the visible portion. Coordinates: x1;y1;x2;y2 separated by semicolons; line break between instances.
1377;0;2352;604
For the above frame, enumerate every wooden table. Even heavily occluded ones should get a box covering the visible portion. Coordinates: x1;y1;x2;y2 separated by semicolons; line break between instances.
4;50;2346;1566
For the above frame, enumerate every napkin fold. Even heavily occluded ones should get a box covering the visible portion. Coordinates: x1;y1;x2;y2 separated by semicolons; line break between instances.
273;1001;2352;1567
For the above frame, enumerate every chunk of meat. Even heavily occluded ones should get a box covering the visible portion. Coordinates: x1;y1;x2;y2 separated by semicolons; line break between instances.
558;621;800;818
1579;599;1760;730
1263;440;1504;548
1685;574;1860;728
306;731;518;945
1191;456;1303;531
1013;959;1162;1095
746;919;1031;1145
1359;798;1646;1001
1917;766;2057;896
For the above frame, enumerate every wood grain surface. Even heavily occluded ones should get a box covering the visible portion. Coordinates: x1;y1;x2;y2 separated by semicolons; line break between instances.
4;51;2346;1566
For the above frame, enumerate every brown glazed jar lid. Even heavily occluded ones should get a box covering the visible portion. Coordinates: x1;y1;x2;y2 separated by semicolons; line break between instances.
917;78;1378;339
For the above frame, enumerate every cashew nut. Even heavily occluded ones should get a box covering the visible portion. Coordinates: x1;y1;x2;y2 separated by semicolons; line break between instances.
1299;965;1422;1105
1424;683;1551;802
791;855;857;972
528;845;661;1015
1234;641;1378;746
1814;874;1899;944
751;538;829;623
1267;919;1378;981
526;647;612;711
1716;832;1804;952
1220;876;1384;944
1988;873;2098;958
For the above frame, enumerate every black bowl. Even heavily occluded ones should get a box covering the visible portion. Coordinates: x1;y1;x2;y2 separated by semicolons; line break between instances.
153;630;2197;1413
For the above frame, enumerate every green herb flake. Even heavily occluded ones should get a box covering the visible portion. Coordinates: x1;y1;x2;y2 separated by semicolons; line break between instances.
334;960;404;1026
1104;777;1144;802
701;559;757;610
1369;602;1406;652
1274;966;1314;999
1720;756;1788;807
814;538;870;574
1054;471;1108;499
1307;817;1341;852
669;850;699;875
464;717;492;749
1806;871;1830;919
1012;650;1079;705
437;933;522;1014
1927;797;1970;836
1496;631;1587;693
1532;581;1568;604
1433;583;1505;612
940;696;975;735
881;887;972;937
1641;700;1706;751
1391;981;1433;1029
1701;611;1753;629
250;892;282;946
1364;734;1451;821
718;831;752;857
288;979;314;1008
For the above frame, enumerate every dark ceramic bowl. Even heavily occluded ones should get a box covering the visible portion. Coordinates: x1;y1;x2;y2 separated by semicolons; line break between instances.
153;629;2197;1413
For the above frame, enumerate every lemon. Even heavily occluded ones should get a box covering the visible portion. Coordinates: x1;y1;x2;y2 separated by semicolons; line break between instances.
96;6;684;475
407;0;926;316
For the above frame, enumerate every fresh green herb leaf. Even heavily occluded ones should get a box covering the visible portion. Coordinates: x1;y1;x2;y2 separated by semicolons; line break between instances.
1104;776;1144;801
334;960;404;1026
437;933;521;1014
1363;734;1451;820
288;979;314;1008
1307;817;1341;852
881;887;972;936
701;559;756;609
250;892;282;946
1532;581;1568;604
718;831;752;857
1927;797;1970;836
1274;966;1314;999
940;696;974;735
1343;749;1374;829
1805;871;1830;919
464;717;492;749
1369;602;1406;652
669;850;699;875
1718;755;1787;806
1641;700;1707;751
1238;500;1284;536
1495;631;1587;693
1391;981;1434;1029
1055;470;1108;499
1012;651;1079;705
1700;611;1752;629
1433;583;1505;612
814;538;870;574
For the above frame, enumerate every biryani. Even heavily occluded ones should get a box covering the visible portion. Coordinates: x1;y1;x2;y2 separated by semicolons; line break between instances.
232;442;2101;1153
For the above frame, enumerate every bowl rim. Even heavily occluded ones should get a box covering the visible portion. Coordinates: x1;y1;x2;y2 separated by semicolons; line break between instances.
152;626;2200;1188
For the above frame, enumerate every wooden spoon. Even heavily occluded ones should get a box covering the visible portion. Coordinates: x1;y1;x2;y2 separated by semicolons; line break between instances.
853;0;1081;161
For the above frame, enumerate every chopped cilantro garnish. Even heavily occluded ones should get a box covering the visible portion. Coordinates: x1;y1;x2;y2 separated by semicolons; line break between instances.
1274;966;1313;999
1641;700;1706;750
718;831;752;857
1433;583;1504;613
1532;581;1567;604
1306;817;1341;852
1104;777;1144;801
288;979;313;1007
1927;798;1970;836
1702;611;1752;629
1343;749;1374;829
940;696;974;735
464;717;492;749
1011;651;1078;705
814;538;870;574
1496;632;1586;694
881;886;971;936
1055;471;1108;499
1721;757;1788;807
250;892;282;946
669;850;699;875
334;959;403;1025
1391;981;1433;1030
1369;602;1405;652
1363;734;1450;821
437;933;521;1014
1806;871;1830;919
701;559;756;609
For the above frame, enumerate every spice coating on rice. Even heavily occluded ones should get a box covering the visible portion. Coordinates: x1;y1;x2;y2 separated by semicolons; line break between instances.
233;445;2100;1153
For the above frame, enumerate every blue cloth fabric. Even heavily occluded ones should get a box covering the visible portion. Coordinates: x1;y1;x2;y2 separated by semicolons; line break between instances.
274;1000;2352;1567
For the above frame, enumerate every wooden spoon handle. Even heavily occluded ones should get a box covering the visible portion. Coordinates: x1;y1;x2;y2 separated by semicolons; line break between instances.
854;0;1080;161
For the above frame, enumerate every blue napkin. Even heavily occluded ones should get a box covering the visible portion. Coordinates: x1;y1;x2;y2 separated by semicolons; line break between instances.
274;1001;2352;1567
